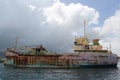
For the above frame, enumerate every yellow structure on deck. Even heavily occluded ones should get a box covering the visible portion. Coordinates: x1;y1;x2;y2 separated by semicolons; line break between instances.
73;20;109;53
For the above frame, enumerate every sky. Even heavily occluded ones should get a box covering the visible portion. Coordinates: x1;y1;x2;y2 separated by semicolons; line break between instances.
0;0;120;56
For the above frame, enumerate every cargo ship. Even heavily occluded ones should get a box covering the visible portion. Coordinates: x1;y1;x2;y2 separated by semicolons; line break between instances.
4;23;118;68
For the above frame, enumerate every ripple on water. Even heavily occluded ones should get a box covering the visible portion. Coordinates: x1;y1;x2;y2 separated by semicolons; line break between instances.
0;63;120;80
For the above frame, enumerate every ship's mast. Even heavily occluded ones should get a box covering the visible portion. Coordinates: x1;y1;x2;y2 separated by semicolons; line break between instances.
84;20;87;38
14;37;18;51
109;43;112;52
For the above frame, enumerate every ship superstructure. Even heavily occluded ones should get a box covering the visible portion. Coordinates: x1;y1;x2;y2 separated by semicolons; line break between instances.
74;21;106;53
74;36;108;53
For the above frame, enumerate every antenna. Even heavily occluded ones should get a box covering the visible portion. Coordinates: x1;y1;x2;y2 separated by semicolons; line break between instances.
14;37;18;51
109;43;111;51
84;20;87;38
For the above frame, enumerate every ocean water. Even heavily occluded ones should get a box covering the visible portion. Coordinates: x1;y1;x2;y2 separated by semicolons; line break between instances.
0;62;120;80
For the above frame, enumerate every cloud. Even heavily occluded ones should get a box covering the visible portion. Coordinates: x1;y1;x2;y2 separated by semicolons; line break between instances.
42;1;99;25
94;10;120;55
40;1;99;53
0;0;99;53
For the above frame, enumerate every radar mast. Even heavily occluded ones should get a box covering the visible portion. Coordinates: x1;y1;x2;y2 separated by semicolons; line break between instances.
84;20;87;38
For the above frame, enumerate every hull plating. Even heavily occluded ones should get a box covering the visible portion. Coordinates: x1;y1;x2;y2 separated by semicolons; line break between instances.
4;53;118;68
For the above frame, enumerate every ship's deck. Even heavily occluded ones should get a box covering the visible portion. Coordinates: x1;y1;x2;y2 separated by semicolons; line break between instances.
74;49;108;52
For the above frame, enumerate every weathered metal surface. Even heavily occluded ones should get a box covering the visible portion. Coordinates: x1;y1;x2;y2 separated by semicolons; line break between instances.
4;50;118;68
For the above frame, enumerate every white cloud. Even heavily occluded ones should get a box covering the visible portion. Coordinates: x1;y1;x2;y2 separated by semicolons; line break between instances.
42;1;99;25
94;10;120;56
28;5;36;11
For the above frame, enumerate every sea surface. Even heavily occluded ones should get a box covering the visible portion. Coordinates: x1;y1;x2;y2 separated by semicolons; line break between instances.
0;62;120;80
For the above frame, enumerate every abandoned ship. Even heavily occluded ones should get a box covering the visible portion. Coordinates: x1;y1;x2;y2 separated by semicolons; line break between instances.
4;23;118;68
